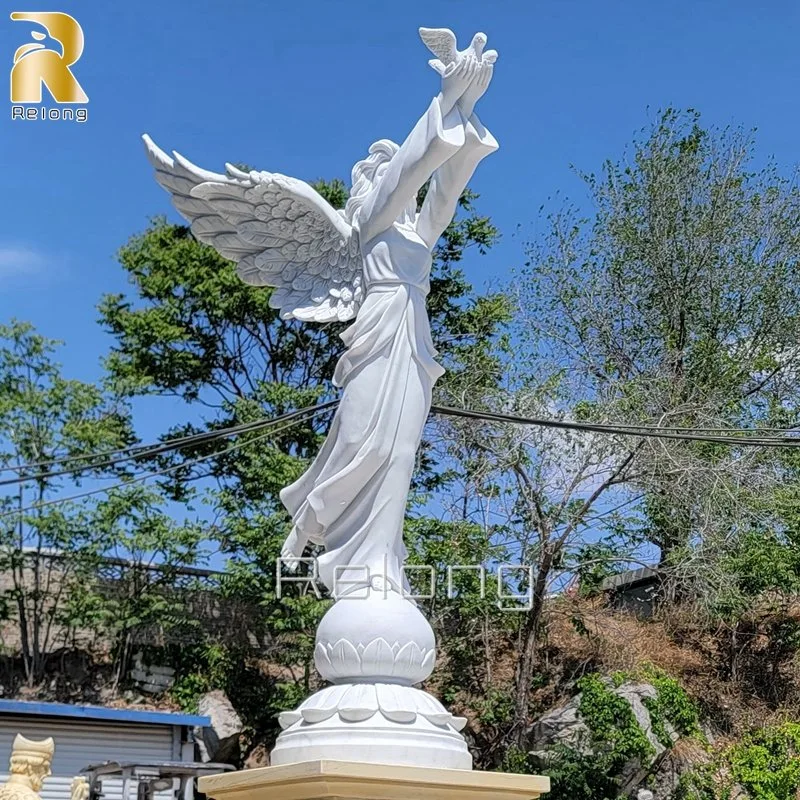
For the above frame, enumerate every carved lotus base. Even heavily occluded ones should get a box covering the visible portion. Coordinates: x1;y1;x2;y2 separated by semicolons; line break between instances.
272;588;470;768
314;588;436;684
278;682;467;729
272;683;471;770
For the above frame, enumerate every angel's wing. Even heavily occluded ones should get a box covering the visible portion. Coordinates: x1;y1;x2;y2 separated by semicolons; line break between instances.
418;27;457;64
142;134;363;323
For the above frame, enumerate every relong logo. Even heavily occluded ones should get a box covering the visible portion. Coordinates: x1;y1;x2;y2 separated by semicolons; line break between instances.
10;11;88;111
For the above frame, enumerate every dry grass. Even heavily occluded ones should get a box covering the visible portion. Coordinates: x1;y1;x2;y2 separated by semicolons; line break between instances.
530;595;800;737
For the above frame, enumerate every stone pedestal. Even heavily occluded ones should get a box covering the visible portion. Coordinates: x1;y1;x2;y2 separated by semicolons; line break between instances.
198;760;550;800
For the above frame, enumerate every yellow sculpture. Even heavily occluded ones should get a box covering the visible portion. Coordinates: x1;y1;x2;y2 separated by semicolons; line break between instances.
0;735;55;800
69;777;89;800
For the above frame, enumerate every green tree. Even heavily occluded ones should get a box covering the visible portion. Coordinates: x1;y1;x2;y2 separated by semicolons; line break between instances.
0;321;204;689
521;107;800;573
440;108;800;748
0;321;132;684
80;485;205;689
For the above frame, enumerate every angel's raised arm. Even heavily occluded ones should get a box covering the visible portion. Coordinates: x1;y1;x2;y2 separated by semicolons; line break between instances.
355;95;466;244
415;113;498;250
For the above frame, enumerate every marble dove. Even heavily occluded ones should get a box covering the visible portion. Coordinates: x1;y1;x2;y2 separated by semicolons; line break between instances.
418;27;497;75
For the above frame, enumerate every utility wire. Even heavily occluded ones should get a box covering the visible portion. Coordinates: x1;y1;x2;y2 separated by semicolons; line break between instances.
5;399;800;492
0;401;337;476
0;401;338;488
5;398;800;516
0;411;329;520
0;422;224;475
4;399;800;479
430;405;800;447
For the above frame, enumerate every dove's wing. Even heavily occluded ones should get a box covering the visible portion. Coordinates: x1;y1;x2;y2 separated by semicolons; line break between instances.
143;135;363;323
418;27;457;64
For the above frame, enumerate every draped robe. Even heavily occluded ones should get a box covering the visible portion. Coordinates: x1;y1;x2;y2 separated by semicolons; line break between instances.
280;96;498;593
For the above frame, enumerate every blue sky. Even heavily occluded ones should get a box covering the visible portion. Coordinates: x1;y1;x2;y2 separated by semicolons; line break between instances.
2;0;800;428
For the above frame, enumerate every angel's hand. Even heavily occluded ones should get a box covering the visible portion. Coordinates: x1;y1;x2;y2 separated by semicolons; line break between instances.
437;55;478;117
457;54;495;120
280;528;309;569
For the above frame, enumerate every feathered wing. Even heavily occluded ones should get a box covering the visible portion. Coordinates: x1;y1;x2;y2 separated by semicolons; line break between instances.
418;27;457;64
142;134;363;323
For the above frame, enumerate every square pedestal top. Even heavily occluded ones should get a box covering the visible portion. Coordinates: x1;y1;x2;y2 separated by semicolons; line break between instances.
198;760;550;800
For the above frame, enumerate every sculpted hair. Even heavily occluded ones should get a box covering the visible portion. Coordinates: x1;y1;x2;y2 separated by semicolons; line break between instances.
344;139;401;225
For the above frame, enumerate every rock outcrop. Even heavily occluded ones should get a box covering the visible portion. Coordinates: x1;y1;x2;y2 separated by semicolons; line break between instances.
527;680;702;800
194;690;244;765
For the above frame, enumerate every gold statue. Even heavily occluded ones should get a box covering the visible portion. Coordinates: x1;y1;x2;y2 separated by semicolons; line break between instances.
69;777;89;800
0;735;55;800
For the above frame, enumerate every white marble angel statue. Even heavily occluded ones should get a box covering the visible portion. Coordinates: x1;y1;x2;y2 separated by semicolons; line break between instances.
143;29;498;595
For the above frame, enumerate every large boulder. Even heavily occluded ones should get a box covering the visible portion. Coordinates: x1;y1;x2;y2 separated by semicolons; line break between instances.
194;690;244;765
644;738;710;800
529;681;674;750
527;681;681;795
527;696;590;753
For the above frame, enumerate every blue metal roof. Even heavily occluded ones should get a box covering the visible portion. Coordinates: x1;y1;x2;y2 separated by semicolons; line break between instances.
0;699;208;728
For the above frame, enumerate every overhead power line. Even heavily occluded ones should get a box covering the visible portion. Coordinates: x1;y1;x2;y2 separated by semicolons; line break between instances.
4;400;800;496
0;401;338;488
431;405;800;447
6;400;799;481
0;411;330;520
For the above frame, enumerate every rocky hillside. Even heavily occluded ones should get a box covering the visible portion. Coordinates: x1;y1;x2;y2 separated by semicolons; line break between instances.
5;591;800;800
481;595;800;800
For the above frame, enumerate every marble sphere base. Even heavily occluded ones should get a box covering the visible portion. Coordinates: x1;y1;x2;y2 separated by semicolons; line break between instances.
271;588;471;769
198;760;551;800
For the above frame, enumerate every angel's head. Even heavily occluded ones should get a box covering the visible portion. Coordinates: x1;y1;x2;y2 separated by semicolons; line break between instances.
345;139;416;227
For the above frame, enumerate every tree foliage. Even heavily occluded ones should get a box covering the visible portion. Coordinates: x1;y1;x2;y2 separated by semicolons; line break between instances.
431;107;800;748
0;321;203;687
7;106;800;785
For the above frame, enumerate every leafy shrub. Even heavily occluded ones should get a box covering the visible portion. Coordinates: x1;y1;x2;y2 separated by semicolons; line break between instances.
678;722;800;800
635;664;703;746
728;723;800;800
169;640;286;739
508;674;655;800
675;760;718;800
577;673;655;773
506;668;702;800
